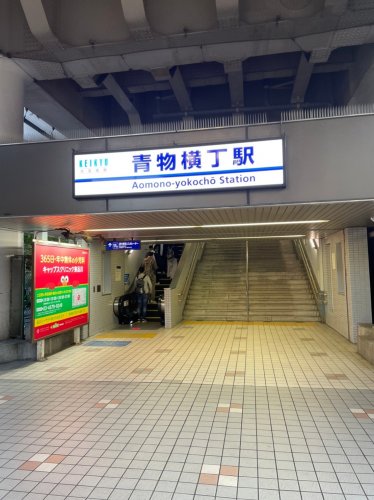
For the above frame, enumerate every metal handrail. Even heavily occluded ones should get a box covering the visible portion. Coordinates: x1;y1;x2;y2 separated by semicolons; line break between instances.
293;240;327;321
245;240;249;294
177;242;205;302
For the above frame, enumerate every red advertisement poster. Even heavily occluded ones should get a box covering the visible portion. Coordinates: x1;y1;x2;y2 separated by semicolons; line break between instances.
32;241;90;342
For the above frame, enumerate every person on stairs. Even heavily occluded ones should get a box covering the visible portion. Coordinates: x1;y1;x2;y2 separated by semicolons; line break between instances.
143;251;157;303
166;246;178;280
135;266;152;322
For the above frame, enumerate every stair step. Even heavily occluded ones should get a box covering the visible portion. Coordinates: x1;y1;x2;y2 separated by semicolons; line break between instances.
183;240;320;322
183;314;319;322
249;306;318;312
185;306;318;315
187;296;314;303
188;289;311;295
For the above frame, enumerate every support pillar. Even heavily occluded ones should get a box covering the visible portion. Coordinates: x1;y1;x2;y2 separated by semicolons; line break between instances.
36;339;45;361
35;231;48;358
0;57;25;143
74;327;81;345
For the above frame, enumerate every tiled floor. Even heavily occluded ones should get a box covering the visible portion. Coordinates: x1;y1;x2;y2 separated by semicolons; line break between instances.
0;321;374;499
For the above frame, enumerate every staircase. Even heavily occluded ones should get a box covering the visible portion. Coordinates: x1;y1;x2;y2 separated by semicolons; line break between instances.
183;239;320;322
247;239;320;321
183;241;248;321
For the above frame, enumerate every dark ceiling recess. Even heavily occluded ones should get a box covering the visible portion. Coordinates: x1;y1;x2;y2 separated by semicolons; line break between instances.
0;0;373;131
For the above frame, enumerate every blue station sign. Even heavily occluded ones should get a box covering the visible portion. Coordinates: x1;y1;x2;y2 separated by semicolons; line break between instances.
105;241;141;251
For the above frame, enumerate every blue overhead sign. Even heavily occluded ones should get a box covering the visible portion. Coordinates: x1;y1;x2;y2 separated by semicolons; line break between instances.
74;138;284;197
106;241;141;251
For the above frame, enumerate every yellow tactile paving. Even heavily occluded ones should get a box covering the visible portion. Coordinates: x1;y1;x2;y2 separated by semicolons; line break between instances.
95;331;158;339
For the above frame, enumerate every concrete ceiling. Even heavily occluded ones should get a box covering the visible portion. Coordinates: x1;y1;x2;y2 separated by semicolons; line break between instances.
1;201;374;242
1;0;374;134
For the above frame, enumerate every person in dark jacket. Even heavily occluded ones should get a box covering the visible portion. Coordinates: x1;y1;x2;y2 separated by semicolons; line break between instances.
143;252;157;302
135;266;152;322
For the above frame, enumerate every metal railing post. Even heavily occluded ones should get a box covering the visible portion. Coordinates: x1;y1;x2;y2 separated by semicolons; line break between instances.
246;240;250;322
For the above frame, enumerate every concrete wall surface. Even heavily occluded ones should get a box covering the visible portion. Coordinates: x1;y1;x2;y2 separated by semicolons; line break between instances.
0;115;373;217
0;229;23;341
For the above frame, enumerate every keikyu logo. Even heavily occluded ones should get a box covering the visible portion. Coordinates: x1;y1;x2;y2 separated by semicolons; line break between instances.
79;156;109;174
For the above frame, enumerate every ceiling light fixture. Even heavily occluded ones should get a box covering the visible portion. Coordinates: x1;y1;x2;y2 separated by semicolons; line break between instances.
85;225;197;232
201;220;329;228
141;235;306;243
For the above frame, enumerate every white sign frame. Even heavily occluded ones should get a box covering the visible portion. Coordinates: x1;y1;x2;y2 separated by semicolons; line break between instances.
73;138;285;198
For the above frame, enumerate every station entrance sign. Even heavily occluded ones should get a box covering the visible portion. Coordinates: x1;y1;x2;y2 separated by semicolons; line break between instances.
74;138;284;197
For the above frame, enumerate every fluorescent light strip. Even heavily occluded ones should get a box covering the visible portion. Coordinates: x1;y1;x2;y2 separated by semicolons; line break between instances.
202;220;328;228
85;220;328;232
86;225;197;232
141;235;306;243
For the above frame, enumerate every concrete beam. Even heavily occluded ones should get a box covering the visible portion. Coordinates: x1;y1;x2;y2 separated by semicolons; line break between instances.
347;44;374;104
19;0;63;53
291;53;314;104
215;0;239;26
25;81;89;134
309;48;332;64
151;67;193;113
224;60;244;109
151;68;171;82
102;74;141;126
120;0;151;33
20;0;99;89
82;81;171;97
325;0;349;15
169;67;193;112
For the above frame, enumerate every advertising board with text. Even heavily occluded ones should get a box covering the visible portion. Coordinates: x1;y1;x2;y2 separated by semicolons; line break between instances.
74;138;284;197
32;241;90;342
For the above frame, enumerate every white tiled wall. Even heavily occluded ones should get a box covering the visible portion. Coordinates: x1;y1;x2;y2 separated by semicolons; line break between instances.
344;227;372;343
323;231;349;339
88;240;127;336
322;229;371;343
0;229;23;340
164;287;173;328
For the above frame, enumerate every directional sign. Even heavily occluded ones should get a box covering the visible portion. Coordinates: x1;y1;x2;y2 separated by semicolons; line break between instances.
105;241;141;251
